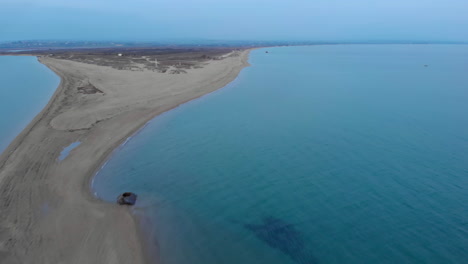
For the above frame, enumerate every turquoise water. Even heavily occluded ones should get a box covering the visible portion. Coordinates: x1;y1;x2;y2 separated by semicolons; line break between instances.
94;45;468;264
0;56;59;153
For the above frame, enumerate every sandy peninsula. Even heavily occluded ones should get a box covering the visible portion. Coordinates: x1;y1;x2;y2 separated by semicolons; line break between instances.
0;48;251;263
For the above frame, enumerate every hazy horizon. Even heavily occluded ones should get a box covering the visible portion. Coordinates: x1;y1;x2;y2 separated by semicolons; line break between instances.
2;0;468;43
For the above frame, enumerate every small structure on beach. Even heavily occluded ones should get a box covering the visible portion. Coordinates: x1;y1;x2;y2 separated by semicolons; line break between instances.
117;192;137;205
117;53;123;57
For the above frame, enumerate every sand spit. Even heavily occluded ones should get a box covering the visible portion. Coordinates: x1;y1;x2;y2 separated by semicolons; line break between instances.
0;49;251;263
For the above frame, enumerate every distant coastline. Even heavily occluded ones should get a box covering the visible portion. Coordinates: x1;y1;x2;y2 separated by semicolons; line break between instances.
1;40;468;55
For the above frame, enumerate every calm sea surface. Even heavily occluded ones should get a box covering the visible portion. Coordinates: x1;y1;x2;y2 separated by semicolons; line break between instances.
0;56;59;153
94;45;468;264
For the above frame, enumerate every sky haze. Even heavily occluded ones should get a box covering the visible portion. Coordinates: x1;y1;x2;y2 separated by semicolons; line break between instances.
1;0;468;42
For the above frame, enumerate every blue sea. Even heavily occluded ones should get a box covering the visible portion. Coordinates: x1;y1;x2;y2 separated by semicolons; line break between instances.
93;45;468;264
0;56;59;153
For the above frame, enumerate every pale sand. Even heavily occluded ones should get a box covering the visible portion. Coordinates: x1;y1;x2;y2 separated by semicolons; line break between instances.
0;49;251;263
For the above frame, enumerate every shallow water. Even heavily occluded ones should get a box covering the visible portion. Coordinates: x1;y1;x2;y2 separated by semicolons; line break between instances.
58;141;81;161
94;45;468;264
0;56;59;153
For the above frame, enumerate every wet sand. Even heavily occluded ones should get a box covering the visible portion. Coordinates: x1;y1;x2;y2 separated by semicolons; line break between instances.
0;49;251;263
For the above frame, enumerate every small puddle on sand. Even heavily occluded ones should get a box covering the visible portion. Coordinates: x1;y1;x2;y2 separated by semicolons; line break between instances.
58;141;81;161
41;203;50;215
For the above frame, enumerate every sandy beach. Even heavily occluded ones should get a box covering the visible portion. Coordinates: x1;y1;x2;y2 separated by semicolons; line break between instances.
0;49;251;263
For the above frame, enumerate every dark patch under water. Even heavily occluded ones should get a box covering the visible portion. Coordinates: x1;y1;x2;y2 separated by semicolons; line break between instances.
245;217;318;264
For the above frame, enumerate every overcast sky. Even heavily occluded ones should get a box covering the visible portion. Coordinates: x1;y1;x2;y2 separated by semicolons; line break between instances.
1;0;468;42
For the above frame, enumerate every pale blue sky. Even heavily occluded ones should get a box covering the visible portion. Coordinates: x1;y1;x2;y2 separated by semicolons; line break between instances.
1;0;468;42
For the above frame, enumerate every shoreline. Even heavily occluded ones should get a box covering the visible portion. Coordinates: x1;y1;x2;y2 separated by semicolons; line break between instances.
0;48;253;263
90;50;248;194
88;54;251;262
